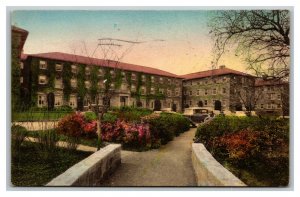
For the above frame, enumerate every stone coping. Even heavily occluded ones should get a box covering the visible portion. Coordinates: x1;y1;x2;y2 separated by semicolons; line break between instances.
46;144;121;186
192;143;246;186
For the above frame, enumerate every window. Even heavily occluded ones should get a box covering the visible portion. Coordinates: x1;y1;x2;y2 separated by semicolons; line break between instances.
55;78;63;89
204;100;208;106
261;104;264;109
159;88;164;94
55;63;63;71
167;79;171;84
271;93;276;100
223;77;227;82
190;81;193;86
55;94;63;106
222;88;226;94
197;89;200;96
98;81;104;88
20;62;24;69
85;81;91;89
189;91;193;96
159;77;163;83
20;77;23;84
69;96;77;108
212;88;217;95
151;87;155;94
71;78;77;88
175;88;180;96
277;94;281;100
167;89;171;96
85;67;91;75
189;100;192;106
121;83;127;90
151;76;155;82
38;75;47;84
132;73;136;80
131;85;136;91
98;69;103;76
71;65;77;73
142;75;146;82
205;89;208;95
141;87;145;95
110;70;115;75
110;83;115;89
39;60;47;69
37;94;46;107
277;104;282;109
267;103;271;109
151;101;154;108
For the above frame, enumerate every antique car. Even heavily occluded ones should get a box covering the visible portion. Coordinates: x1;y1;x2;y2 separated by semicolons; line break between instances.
183;107;212;123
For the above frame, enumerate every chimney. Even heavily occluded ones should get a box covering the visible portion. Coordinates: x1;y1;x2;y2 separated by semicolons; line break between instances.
219;65;226;69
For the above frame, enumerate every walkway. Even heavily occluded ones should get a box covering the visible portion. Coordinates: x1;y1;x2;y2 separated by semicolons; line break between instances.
102;128;197;186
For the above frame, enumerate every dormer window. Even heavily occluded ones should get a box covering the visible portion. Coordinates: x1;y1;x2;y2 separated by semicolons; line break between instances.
142;75;146;82
55;63;63;71
151;76;155;82
39;60;47;69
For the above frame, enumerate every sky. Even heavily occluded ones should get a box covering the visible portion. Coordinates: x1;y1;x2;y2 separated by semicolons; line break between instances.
12;10;249;75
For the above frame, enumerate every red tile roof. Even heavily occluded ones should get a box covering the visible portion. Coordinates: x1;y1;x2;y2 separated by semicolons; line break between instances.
181;67;252;80
25;52;182;78
255;79;288;87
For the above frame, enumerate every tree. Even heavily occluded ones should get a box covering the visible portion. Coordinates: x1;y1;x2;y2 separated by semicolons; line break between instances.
209;10;290;80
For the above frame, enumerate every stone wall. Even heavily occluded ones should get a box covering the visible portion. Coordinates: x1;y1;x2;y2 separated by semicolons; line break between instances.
191;143;246;186
46;144;121;186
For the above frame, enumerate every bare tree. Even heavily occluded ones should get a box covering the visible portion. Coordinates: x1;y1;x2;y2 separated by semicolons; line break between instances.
231;78;262;116
209;10;290;80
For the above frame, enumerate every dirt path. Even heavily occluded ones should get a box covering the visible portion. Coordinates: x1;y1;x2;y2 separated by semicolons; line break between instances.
102;128;197;186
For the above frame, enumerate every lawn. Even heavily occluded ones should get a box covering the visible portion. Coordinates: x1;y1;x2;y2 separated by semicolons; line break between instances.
11;141;93;186
12;111;72;122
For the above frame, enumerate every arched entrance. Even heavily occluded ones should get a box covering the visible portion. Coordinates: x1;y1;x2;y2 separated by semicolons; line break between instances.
214;100;222;111
154;99;161;111
47;92;55;110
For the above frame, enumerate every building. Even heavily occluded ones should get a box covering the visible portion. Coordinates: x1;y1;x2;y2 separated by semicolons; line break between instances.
181;65;256;113
20;52;183;111
255;79;289;116
13;26;289;115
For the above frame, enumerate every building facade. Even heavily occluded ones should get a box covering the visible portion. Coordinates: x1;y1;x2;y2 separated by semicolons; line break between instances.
181;66;256;112
20;52;183;112
255;79;289;116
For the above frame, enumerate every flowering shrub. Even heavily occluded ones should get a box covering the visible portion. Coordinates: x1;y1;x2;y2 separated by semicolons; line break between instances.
101;120;151;148
57;112;97;138
195;115;289;186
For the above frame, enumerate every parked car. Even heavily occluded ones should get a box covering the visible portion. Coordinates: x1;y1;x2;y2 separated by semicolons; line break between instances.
183;107;212;123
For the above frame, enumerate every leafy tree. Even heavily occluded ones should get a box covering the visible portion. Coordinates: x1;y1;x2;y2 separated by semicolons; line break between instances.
209;10;290;80
11;31;21;111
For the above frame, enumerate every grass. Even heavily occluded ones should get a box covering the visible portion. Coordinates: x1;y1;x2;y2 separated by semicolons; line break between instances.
11;141;93;186
12;111;72;122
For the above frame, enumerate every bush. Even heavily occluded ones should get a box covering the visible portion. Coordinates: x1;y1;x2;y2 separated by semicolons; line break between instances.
102;113;118;123
11;125;28;158
101;112;190;149
57;112;97;150
194;115;289;186
110;106;152;122
84;111;97;122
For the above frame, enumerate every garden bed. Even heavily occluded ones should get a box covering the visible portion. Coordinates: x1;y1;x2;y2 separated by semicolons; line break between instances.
11;141;93;186
194;115;289;187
